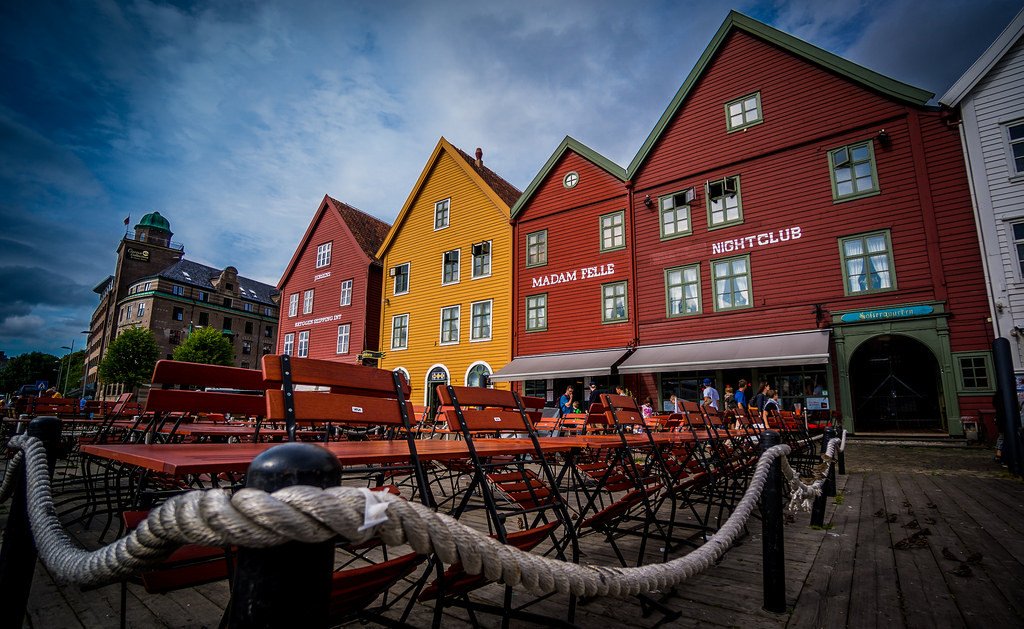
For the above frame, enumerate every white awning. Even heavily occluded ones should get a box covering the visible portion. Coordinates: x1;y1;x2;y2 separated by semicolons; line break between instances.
617;329;830;374
490;348;632;382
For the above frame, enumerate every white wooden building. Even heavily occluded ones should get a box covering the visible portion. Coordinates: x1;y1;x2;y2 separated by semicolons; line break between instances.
941;9;1024;373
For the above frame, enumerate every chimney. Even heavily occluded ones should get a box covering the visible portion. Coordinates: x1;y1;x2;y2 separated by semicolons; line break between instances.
475;147;483;168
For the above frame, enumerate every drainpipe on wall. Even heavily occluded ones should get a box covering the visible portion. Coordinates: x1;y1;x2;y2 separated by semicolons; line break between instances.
625;180;640;350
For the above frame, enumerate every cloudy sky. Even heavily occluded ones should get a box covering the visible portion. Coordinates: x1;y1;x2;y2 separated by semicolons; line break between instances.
1;0;1021;357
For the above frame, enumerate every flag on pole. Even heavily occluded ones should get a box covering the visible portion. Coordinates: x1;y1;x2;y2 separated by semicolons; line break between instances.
123;215;130;226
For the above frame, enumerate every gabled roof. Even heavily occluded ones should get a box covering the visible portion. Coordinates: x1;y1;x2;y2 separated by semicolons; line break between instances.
157;259;277;304
376;137;522;258
626;10;934;179
277;194;390;290
509;135;626;219
940;8;1024;106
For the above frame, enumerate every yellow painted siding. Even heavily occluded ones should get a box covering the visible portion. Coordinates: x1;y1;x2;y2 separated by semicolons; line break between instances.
379;148;514;405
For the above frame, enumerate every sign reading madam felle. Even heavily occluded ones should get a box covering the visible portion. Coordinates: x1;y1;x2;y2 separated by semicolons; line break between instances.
531;263;616;288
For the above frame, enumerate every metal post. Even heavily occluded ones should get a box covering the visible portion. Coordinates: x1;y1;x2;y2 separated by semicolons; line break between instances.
994;338;1021;476
823;428;837;498
0;416;62;628
838;442;846;476
228;443;342;628
759;430;786;613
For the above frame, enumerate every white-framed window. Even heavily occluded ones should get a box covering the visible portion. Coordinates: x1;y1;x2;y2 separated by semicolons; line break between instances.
725;92;762;131
712;255;752;311
336;324;351;354
659;189;694;240
315;242;332;268
472;241;491;278
340;279;353;306
829;141;879;200
297;330;309;357
526;294;547;331
283;333;294;356
143;282;152;291
465;361;492;388
434;198;450;230
172;285;184;296
563;171;579;189
442;249;460;285
264;307;273;316
1012;222;1024;278
244;302;253;312
198;291;208;302
391;314;409;350
302;289;314;314
666;264;701;316
392;263;410;295
470;300;492;341
526;230;547;267
602;281;628;322
839;230;895;295
707;176;742;228
439;305;460;345
600;210;625;251
288;293;298;317
1006;121;1024;176
137;303;145;318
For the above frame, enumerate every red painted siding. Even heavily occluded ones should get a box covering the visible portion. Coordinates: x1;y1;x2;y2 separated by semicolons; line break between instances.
277;209;379;362
514;151;632;356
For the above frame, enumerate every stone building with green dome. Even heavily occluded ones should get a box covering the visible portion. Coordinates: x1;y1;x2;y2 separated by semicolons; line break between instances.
85;212;279;395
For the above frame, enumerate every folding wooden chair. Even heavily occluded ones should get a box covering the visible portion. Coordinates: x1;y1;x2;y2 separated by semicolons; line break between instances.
418;385;578;629
262;354;432;625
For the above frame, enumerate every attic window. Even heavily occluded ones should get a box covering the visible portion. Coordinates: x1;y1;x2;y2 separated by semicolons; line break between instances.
563;171;580;189
725;92;762;131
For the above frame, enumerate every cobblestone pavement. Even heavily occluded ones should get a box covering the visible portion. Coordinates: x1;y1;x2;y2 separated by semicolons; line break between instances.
845;441;1016;478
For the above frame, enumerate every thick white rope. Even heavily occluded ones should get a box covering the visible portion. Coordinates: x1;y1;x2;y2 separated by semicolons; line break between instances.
7;434;800;597
0;450;23;502
780;433;844;511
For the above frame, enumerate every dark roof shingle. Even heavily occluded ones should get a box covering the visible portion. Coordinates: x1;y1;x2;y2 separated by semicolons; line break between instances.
157;259;277;304
326;195;391;260
451;145;522;208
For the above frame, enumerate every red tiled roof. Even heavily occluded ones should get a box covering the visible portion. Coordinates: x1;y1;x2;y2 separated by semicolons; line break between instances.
451;145;522;208
326;195;391;261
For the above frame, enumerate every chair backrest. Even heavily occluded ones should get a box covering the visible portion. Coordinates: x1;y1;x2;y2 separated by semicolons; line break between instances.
145;360;267;417
436;386;530;434
262;355;414;429
600;394;644;429
521;395;545;425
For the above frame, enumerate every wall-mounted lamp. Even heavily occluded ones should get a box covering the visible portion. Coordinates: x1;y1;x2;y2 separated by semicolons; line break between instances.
643;194;653;208
877;129;891;149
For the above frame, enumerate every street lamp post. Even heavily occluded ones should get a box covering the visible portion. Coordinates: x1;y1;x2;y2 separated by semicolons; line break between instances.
58;340;75;395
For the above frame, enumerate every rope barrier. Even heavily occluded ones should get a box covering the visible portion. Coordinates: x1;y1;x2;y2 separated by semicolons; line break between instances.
779;432;845;511
3;432;843;598
0;450;23;503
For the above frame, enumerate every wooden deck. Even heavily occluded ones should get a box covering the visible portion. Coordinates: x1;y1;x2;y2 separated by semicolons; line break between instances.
3;443;1023;628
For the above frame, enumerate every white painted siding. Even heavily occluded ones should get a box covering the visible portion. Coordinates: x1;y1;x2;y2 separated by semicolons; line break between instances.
960;36;1024;370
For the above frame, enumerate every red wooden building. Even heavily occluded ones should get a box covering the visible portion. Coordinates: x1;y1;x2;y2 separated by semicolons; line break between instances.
276;194;390;363
490;137;633;405
498;12;995;438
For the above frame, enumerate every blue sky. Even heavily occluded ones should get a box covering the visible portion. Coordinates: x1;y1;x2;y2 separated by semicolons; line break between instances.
1;0;1021;357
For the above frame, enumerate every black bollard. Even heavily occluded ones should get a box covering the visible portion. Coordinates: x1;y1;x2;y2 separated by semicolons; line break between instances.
823;428;837;498
760;430;786;613
0;416;62;628
228;443;342;629
994;338;1021;476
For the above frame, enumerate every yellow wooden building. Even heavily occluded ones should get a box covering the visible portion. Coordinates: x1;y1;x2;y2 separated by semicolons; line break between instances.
376;138;521;407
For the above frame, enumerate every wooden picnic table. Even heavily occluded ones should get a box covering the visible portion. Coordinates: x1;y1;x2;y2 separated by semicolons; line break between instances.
79;438;578;477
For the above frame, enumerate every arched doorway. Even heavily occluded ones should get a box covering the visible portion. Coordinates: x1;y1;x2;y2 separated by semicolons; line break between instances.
424;365;449;409
849;335;943;432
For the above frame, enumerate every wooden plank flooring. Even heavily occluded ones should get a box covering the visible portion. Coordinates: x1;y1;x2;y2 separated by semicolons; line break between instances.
3;443;1023;628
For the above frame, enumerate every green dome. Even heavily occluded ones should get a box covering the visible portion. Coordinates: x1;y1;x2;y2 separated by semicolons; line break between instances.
136;211;171;233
